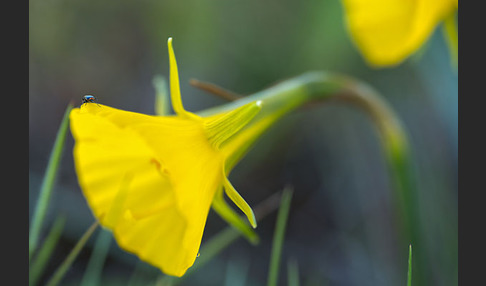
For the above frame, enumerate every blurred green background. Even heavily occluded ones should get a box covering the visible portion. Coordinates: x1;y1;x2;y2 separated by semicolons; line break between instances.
29;0;457;285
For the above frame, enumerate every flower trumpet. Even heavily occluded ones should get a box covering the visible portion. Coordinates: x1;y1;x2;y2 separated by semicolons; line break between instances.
341;0;458;67
70;38;373;277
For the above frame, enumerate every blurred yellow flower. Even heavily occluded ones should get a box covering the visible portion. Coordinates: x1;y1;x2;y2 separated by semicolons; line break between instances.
70;38;261;277
341;0;458;67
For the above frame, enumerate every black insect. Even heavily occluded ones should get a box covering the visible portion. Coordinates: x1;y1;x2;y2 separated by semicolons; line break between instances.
82;95;101;106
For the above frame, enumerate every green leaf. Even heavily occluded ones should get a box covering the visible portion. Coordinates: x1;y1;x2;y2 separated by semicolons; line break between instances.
29;103;73;260
80;228;112;286
287;259;300;286
29;215;66;286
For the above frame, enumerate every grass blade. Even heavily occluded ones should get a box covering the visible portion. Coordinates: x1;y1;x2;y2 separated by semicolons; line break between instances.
80;228;112;286
153;75;170;116
29;103;73;260
29;215;67;286
127;261;156;286
267;186;293;286
287;259;300;286
46;221;99;286
223;256;250;286
407;244;412;286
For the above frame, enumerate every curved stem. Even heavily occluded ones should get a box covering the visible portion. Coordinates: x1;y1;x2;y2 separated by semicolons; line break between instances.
197;71;425;283
331;78;428;285
330;75;416;233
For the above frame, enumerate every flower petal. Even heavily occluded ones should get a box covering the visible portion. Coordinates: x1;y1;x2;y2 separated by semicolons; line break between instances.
168;37;188;117
112;205;191;277
211;187;259;244
222;176;257;228
70;104;224;276
70;106;174;223
342;0;457;66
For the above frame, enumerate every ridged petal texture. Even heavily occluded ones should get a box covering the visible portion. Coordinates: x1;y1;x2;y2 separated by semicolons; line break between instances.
70;104;224;276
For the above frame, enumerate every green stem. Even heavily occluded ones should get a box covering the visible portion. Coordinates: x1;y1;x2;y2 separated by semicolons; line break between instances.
198;72;342;171
333;78;426;285
29;103;73;260
199;71;424;283
198;72;342;118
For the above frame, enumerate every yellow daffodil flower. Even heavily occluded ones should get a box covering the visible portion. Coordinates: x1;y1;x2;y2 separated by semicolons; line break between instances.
70;36;350;277
341;0;458;67
70;38;263;277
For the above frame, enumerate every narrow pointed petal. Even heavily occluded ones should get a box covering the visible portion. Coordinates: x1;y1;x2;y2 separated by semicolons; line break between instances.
223;176;257;228
168;37;186;116
211;187;259;244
